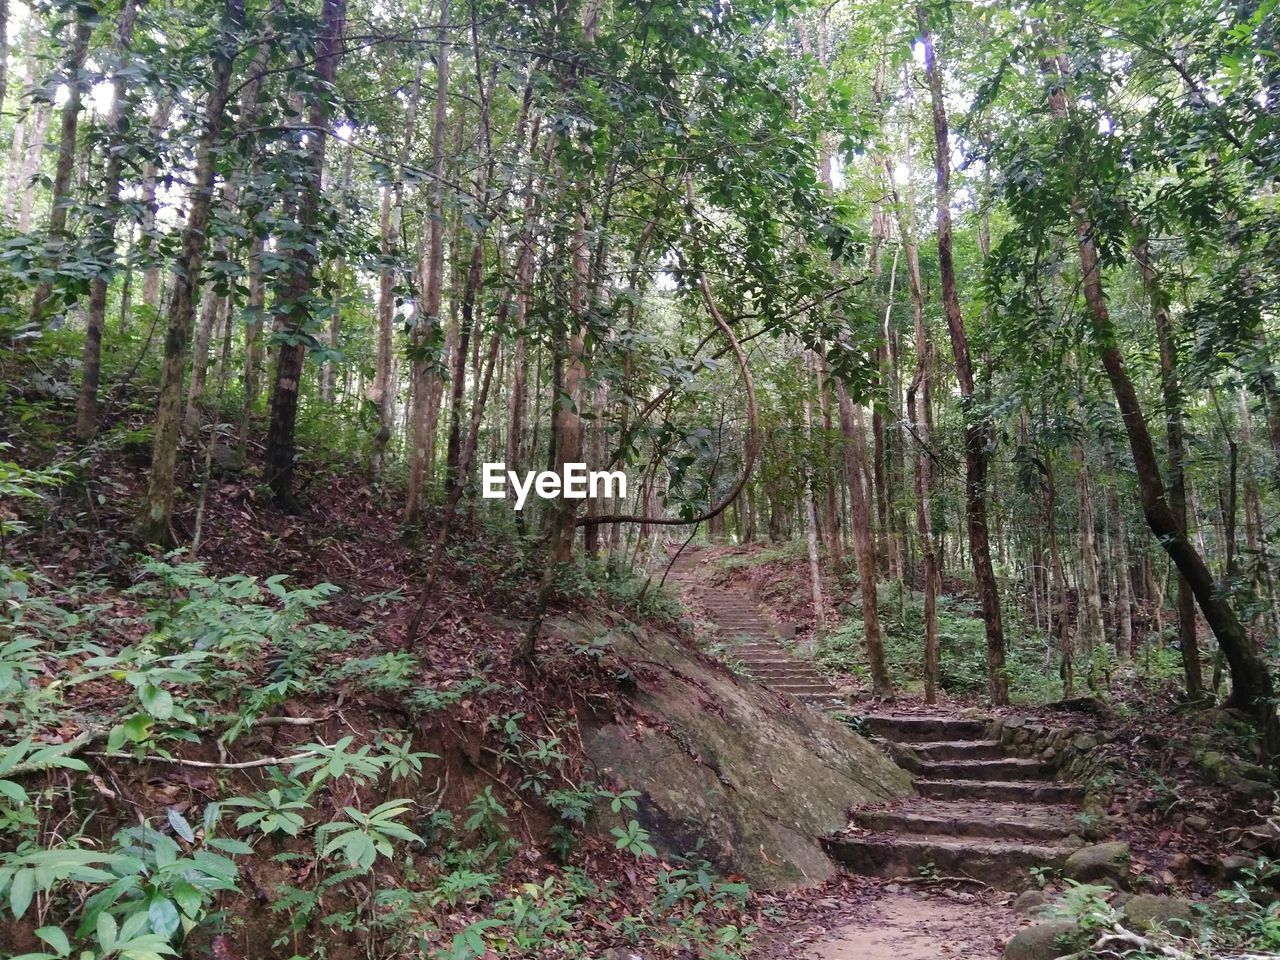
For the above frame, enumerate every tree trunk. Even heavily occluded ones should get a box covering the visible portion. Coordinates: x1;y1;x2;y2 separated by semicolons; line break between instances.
803;352;827;640
184;287;223;434
320;145;354;405
0;0;9;133
264;0;347;509
1105;442;1134;659
75;0;143;440
907;268;940;703
370;61;422;474
139;100;174;314
29;14;92;329
1075;441;1105;660
919;10;1008;703
1046;454;1074;697
238;234;265;451
405;0;451;524
838;382;893;699
16;102;52;232
138;0;244;544
1135;228;1204;697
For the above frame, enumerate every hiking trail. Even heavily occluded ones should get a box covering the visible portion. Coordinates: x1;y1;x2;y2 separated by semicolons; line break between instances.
666;548;1098;958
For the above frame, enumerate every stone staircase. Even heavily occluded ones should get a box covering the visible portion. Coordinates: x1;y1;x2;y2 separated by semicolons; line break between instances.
663;549;1092;890
664;550;845;711
823;713;1089;888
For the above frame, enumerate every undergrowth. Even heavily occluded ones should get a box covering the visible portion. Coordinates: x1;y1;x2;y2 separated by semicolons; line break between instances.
815;585;1065;703
0;543;754;959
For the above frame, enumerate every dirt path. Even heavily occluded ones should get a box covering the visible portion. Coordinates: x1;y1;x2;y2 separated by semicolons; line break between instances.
800;889;1021;959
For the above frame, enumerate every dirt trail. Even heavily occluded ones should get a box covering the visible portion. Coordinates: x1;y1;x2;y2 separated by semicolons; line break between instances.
799;889;1021;959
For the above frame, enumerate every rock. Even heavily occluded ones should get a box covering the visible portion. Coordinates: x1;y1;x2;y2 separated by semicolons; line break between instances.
1063;842;1131;886
1183;815;1209;833
1072;734;1099;753
1013;889;1050;915
209;443;245;475
1047;695;1110;715
572;617;912;889
1233;778;1273;798
1042;747;1058;763
1167;853;1192;874
1199;750;1229;781
1220;855;1255;882
1004;921;1084;960
1120;894;1196;934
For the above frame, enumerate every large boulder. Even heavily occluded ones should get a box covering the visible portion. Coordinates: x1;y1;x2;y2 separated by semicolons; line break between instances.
1120;894;1196;934
1063;841;1131;886
1004;921;1085;960
567;617;912;888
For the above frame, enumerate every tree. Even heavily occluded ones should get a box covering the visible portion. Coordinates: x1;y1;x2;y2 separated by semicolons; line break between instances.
263;0;348;509
918;6;1008;704
138;0;245;544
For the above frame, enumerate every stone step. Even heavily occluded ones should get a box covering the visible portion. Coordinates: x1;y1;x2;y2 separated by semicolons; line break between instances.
862;715;991;743
915;758;1050;781
769;683;841;696
745;666;829;680
912;739;1006;761
915;779;1084;804
853;801;1085;844
822;832;1076;889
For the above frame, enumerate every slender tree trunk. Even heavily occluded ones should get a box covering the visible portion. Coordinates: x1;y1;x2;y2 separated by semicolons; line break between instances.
0;0;9;129
29;15;92;328
908;271;940;703
818;360;844;573
1134;228;1204;697
1046;455;1073;697
75;0;143;440
264;0;348;508
1105;442;1134;659
16;102;52;232
184;287;223;434
839;383;893;699
1075;440;1105;659
405;0;451;524
138;0;244;544
802;352;827;640
919;11;1008;703
238;235;265;450
139;100;173;314
370;61;422;474
320;144;354;405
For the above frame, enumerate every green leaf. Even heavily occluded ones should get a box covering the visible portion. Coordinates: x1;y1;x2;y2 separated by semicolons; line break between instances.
139;684;174;720
147;896;180;938
122;715;154;744
166;808;195;843
35;926;71;956
0;778;29;805
9;868;34;918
